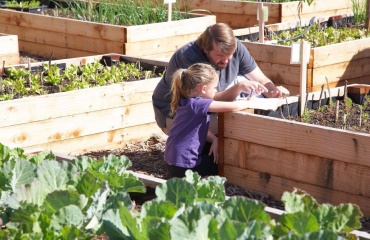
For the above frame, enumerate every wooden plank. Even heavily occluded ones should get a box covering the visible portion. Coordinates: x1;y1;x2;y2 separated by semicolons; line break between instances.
0;9;126;42
125;33;200;56
243;42;294;65
1;101;156;149
223;165;370;216
19;40;95;59
224;138;370;198
210;1;281;17
280;0;353;18
0;79;160;127
312;39;370;68
19;122;162;155
312;58;370;87
308;78;356;92
256;61;301;86
223;112;370;167
0;25;124;55
125;15;216;42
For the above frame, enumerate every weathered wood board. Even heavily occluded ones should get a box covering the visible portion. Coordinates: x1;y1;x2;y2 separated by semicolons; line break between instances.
219;109;370;216
188;0;355;29
0;9;215;61
0;54;168;155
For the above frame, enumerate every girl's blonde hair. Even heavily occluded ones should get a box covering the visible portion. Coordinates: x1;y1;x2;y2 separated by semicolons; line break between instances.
170;63;218;117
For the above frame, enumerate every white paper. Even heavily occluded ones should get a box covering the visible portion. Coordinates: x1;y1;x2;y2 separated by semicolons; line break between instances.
238;97;281;110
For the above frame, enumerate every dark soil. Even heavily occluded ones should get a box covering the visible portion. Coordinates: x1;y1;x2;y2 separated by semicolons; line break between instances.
292;97;370;133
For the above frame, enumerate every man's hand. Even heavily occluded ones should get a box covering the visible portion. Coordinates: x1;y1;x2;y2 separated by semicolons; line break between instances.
237;80;268;96
264;85;290;98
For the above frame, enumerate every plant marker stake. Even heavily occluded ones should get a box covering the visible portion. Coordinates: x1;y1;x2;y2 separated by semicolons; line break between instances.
325;76;331;104
49;51;54;67
2;60;4;78
344;80;348;100
318;84;324;109
28;58;31;86
299;40;310;116
366;0;370;31
164;0;176;22
258;2;264;43
335;100;339;122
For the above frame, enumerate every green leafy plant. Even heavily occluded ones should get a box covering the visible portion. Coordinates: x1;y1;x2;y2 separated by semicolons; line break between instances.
0;143;364;239
0;59;164;101
5;0;41;8
50;0;190;26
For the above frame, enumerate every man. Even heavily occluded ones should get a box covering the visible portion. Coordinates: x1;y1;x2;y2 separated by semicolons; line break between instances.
152;23;289;135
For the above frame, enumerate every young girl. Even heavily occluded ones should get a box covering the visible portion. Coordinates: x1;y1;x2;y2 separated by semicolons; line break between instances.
164;63;255;178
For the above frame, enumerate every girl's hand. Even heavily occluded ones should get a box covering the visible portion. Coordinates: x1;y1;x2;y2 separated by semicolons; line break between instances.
209;139;218;164
207;131;218;164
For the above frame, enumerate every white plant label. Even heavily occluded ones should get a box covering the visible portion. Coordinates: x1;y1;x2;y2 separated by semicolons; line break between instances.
164;0;176;4
290;42;310;64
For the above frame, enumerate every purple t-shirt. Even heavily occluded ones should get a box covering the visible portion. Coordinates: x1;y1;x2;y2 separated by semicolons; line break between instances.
164;97;213;168
152;38;257;129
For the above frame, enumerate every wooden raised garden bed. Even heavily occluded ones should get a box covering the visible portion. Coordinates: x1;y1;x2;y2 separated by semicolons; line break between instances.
187;0;354;29
0;54;168;155
0;33;19;66
237;18;370;96
0;9;215;61
218;88;370;216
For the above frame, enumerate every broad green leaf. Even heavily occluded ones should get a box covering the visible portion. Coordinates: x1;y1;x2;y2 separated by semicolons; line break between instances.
27;151;56;165
0;143;26;165
106;171;145;193
37;160;78;191
71;156;95;172
332;204;362;233
282;189;319;214
140;199;177;220
86;183;110;221
75;172;101;197
43;190;87;214
169;206;218;240
0;159;36;192
97;154;132;175
9;204;45;234
184;170;202;186
156;178;197;208
195;175;226;203
105;192;133;210
103;206;144;240
50;205;84;231
280;212;320;236
9;159;36;191
144;220;171;240
312;203;337;230
60;225;86;239
221;196;270;223
7;178;50;208
279;230;347;240
219;219;273;240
